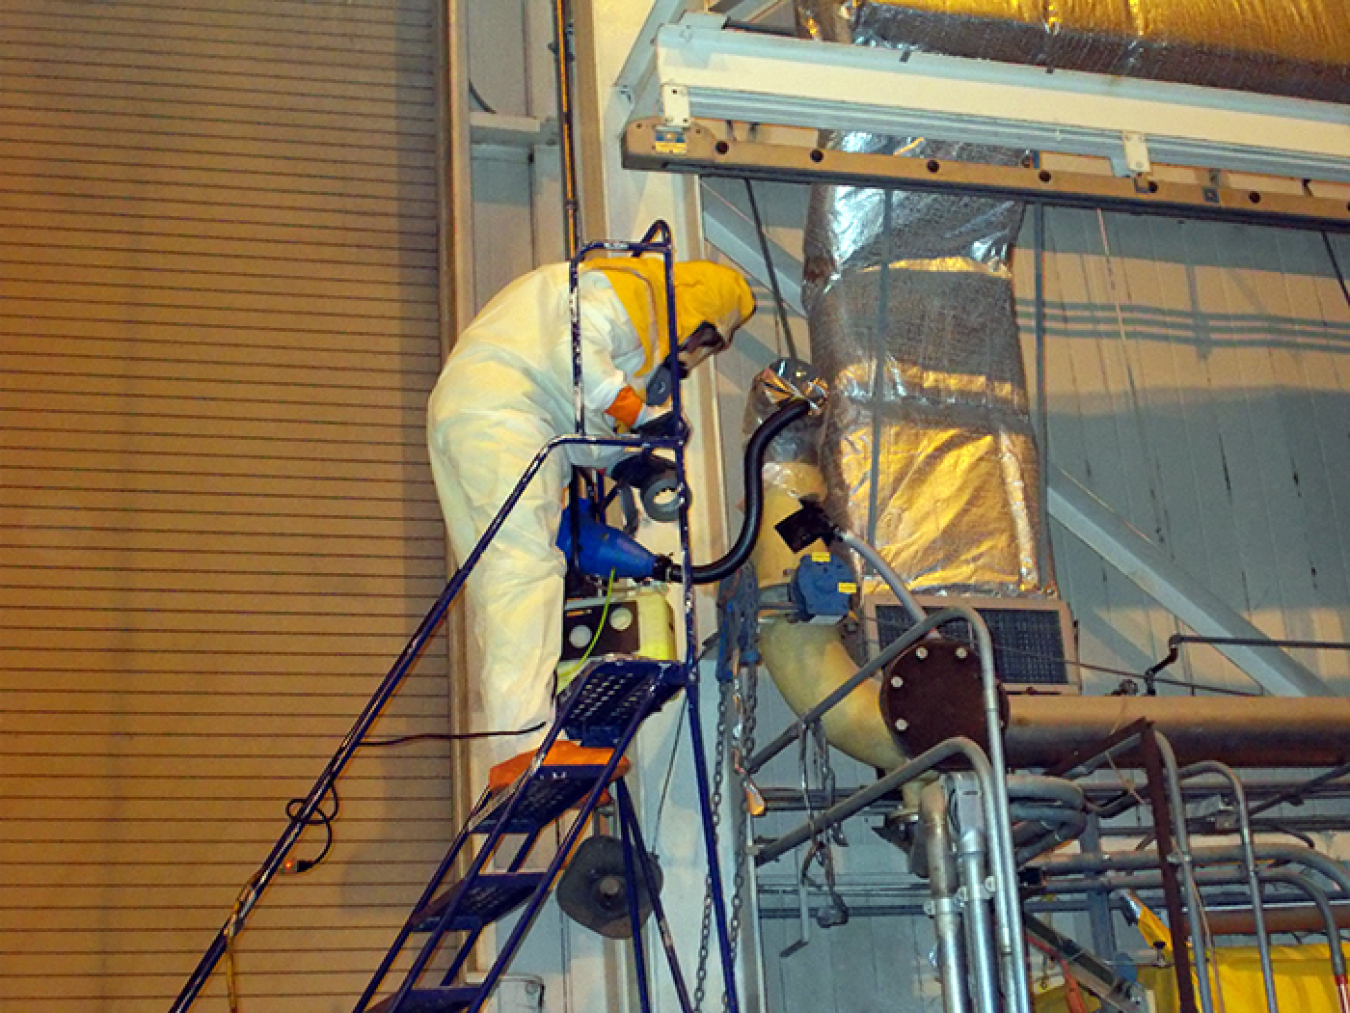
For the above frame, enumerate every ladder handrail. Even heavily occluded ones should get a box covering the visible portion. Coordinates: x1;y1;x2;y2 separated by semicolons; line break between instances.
168;429;668;1013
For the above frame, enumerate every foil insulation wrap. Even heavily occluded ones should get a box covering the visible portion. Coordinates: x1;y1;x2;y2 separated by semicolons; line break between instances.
793;0;1348;596
796;0;1350;103
802;168;1047;596
798;90;1048;593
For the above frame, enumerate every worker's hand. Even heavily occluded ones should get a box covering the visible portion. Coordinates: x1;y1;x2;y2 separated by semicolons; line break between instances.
632;408;689;443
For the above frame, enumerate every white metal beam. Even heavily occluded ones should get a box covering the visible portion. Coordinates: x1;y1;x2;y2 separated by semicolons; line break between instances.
700;185;804;315
1047;466;1333;698
613;0;701;101
469;111;557;149
640;19;1350;184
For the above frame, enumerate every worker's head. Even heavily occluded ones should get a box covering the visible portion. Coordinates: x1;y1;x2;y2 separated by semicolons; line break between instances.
669;261;756;370
589;258;755;379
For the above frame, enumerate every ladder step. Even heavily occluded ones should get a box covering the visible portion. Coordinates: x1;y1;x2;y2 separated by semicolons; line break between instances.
474;764;610;834
369;985;480;1013
410;871;546;932
559;659;684;746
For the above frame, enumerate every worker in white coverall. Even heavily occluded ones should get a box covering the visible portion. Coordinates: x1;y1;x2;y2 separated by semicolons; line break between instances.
427;256;755;771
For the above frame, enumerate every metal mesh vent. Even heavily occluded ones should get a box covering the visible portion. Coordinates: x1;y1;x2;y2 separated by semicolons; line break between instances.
873;600;1075;689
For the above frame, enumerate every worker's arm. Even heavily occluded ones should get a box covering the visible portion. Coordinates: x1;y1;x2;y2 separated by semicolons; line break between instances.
604;386;648;428
574;275;651;427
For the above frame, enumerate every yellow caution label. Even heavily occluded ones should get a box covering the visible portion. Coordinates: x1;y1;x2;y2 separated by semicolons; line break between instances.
837;582;857;594
652;126;688;155
811;551;831;563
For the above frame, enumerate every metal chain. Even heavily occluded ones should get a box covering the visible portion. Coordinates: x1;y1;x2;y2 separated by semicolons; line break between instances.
727;660;759;973
812;719;846;846
694;680;731;1012
795;717;849;931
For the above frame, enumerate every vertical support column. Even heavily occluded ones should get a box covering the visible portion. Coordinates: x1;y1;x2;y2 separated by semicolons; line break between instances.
1137;726;1200;1013
439;0;483;891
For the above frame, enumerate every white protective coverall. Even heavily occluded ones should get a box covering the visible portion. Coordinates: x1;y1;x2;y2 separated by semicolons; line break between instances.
427;257;754;756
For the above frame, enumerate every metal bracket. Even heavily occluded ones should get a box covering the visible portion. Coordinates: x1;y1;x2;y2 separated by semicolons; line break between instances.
661;83;692;130
623;119;1350;233
1118;131;1153;177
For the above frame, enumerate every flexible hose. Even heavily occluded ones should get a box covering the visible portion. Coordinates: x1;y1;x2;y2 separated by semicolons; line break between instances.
670;398;812;586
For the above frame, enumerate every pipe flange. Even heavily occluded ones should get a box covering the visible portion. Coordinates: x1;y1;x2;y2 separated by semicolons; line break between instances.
879;637;1009;762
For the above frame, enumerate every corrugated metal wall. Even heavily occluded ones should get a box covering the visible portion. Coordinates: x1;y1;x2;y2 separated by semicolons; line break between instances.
0;2;451;1010
1023;210;1350;696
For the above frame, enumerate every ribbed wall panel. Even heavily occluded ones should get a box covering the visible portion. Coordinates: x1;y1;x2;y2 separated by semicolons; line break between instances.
0;2;448;1010
1018;210;1350;695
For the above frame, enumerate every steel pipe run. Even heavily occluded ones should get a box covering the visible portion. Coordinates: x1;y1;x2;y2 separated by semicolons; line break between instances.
1005;695;1350;768
752;737;1028;1013
920;782;970;1013
951;777;1001;1013
1260;871;1350;1013
1180;760;1279;1013
1032;843;1350;899
1154;734;1218;1013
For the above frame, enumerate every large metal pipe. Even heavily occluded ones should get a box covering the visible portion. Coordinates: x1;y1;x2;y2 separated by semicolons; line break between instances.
952;779;1000;1013
1005;695;1350;768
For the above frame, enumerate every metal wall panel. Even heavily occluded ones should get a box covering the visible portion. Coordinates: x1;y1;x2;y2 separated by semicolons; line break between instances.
0;1;448;1009
1019;209;1350;696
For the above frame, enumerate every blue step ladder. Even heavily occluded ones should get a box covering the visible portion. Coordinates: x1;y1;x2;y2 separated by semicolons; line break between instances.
355;657;693;1013
168;224;741;1013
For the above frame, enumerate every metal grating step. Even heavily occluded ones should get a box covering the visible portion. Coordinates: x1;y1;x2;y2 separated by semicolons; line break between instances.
410;872;546;932
473;764;611;835
560;658;684;746
369;985;479;1013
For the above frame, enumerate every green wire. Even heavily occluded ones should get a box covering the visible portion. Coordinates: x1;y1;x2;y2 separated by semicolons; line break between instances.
557;569;617;685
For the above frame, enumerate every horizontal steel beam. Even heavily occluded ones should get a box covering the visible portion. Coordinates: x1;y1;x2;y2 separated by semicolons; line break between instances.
640;18;1350;184
625;119;1350;233
699;183;804;314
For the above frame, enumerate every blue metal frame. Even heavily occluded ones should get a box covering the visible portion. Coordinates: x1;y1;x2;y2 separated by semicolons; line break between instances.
355;662;677;1013
170;224;740;1013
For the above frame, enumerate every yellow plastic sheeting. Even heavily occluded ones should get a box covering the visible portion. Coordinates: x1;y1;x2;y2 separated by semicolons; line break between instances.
1034;944;1348;1013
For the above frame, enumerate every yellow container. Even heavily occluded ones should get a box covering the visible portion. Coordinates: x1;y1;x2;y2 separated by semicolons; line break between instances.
555;586;677;694
1034;944;1350;1013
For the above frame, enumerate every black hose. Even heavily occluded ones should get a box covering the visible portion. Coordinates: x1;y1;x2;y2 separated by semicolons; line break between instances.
670;398;812;586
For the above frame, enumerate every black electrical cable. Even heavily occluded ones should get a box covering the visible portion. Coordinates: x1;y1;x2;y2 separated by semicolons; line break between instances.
361;721;547;748
744;179;799;360
282;784;339;874
468;80;497;115
1323;231;1350;312
667;398;812;586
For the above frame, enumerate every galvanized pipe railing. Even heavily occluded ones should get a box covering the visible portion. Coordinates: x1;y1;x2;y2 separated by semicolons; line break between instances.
1179;760;1279;1013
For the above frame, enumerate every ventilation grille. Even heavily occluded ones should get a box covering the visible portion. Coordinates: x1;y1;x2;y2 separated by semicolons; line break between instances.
871;596;1078;692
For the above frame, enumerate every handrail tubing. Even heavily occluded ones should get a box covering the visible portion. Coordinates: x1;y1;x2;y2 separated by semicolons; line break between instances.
751;736;1027;1010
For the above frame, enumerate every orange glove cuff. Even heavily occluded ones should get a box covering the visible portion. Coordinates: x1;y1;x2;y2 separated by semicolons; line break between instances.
605;386;646;428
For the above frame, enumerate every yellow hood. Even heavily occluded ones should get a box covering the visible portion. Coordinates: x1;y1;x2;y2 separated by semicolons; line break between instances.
588;258;755;378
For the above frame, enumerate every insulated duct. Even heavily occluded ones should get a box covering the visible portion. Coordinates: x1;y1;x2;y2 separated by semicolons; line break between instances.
795;0;1349;597
747;361;905;770
796;92;1046;594
796;0;1350;105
